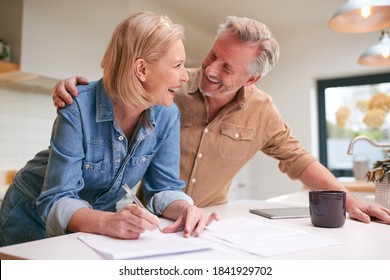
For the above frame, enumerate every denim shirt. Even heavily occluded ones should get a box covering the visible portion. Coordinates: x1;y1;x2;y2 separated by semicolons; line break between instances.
15;79;192;237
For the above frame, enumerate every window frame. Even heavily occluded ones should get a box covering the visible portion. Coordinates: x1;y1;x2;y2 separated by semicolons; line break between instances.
317;72;390;176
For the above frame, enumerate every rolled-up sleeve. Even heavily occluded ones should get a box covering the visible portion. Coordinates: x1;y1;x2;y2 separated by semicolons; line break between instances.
45;198;91;237
147;190;193;216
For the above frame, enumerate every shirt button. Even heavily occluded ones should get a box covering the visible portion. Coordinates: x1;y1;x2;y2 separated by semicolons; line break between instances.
191;178;197;184
116;158;121;163
204;128;209;133
85;163;90;169
118;135;124;141
198;153;203;158
234;133;239;138
141;157;147;163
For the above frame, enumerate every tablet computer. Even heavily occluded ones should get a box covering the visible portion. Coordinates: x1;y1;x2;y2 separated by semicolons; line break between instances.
249;207;310;219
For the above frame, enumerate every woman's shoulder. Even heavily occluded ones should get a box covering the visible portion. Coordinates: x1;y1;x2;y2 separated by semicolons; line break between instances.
62;79;103;114
69;79;103;105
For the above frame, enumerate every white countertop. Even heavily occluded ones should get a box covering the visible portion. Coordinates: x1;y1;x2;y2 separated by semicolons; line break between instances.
0;191;388;260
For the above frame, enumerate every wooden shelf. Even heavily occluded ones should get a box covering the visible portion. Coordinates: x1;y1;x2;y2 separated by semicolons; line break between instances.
0;60;19;74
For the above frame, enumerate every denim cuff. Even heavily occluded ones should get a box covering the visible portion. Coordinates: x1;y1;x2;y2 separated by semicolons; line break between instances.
147;190;194;216
45;197;91;237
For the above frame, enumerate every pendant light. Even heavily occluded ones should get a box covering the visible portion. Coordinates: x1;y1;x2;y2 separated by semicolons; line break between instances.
358;30;390;66
328;0;390;33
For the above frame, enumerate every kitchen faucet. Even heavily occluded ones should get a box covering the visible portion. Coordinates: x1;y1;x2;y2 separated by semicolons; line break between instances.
347;135;390;155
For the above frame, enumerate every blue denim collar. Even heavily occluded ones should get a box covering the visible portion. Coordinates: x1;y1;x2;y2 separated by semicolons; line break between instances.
95;79;156;131
95;79;114;122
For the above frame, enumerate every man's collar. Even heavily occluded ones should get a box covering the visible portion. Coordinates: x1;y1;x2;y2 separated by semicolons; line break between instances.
235;86;249;110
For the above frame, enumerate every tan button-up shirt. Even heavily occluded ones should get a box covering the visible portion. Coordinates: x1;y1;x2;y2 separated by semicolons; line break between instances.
174;68;316;207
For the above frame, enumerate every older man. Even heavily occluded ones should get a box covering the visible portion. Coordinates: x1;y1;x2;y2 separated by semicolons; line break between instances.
53;16;390;225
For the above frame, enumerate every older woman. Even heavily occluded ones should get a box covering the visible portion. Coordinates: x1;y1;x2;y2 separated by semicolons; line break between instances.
0;11;217;246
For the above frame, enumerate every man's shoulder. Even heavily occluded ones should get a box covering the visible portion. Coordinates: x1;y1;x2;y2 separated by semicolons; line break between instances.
245;84;274;103
178;67;201;94
186;67;201;78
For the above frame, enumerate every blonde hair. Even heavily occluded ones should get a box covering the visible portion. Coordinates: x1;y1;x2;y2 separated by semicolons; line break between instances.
101;11;185;108
217;16;279;77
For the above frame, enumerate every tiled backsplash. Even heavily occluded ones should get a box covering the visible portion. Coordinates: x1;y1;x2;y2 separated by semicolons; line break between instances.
0;86;56;170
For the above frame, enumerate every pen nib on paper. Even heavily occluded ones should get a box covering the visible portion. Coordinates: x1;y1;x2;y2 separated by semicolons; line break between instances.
122;184;163;233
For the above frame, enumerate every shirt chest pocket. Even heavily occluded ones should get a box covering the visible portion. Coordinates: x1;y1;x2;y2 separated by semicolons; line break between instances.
82;159;108;189
218;124;255;161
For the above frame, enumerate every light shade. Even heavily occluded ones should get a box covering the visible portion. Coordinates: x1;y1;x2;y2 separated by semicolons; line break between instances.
358;30;390;66
328;0;390;33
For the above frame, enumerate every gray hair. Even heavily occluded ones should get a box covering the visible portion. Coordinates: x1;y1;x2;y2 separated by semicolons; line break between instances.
217;16;280;77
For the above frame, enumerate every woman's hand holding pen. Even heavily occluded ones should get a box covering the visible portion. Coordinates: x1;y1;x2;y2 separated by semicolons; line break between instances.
102;204;161;239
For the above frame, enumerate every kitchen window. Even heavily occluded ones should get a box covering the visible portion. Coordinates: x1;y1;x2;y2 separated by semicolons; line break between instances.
317;72;390;177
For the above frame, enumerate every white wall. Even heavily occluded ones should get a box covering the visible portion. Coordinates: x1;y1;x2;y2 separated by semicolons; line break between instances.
7;0;390;200
21;0;131;80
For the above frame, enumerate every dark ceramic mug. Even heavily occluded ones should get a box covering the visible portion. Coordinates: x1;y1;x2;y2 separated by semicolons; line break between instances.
308;190;346;228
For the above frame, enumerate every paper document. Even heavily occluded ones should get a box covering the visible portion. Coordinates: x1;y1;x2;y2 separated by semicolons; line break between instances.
202;217;340;257
78;217;340;259
78;230;211;259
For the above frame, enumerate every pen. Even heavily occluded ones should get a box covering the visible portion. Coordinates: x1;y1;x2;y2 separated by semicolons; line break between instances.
122;183;163;232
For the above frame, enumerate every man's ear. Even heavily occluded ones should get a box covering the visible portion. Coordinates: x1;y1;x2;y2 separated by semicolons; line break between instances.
243;74;261;87
134;58;147;82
